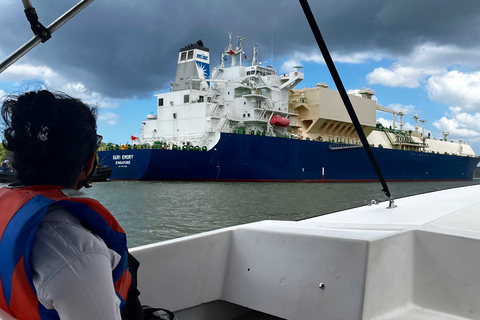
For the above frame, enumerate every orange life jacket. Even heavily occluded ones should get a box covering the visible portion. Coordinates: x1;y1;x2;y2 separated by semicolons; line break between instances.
0;185;131;320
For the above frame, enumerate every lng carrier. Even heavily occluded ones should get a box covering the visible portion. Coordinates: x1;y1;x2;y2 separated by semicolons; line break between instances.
98;34;479;181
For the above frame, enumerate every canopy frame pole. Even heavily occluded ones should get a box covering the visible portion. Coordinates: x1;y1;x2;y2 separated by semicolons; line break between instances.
0;0;95;74
298;0;396;208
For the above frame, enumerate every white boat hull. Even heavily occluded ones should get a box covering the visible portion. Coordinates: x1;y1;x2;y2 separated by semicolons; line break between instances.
131;185;480;320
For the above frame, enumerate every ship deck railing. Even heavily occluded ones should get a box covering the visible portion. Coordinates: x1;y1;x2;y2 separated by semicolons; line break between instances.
375;127;427;147
328;143;363;150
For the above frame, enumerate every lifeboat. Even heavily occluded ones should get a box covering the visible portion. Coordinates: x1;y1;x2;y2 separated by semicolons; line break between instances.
270;115;290;127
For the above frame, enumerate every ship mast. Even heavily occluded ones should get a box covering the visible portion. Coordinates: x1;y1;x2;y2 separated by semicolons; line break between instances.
252;45;258;66
237;36;244;67
413;114;419;133
224;33;245;68
398;110;404;131
443;131;449;142
420;119;426;139
225;32;237;67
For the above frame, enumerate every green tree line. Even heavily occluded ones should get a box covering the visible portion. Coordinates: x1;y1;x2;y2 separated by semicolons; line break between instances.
0;144;11;163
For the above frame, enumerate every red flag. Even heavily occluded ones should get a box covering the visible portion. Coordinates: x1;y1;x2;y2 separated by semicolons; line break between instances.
229;49;234;55
244;54;248;60
131;135;137;141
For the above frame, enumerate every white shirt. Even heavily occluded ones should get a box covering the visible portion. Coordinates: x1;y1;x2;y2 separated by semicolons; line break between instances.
29;206;123;320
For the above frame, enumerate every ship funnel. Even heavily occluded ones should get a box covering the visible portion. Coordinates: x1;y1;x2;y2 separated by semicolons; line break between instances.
173;40;210;91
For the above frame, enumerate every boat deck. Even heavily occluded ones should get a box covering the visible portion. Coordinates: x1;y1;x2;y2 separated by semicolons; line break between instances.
132;185;480;320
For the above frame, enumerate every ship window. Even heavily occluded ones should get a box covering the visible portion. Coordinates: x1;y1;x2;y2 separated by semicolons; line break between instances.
199;95;204;102
158;98;164;106
248;113;250;117
180;52;187;61
243;114;245;118
246;71;250;75
184;94;189;103
244;102;246;105
228;92;230;95
187;50;193;60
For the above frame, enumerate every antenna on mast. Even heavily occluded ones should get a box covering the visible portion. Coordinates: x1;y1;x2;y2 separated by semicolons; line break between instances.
271;33;274;69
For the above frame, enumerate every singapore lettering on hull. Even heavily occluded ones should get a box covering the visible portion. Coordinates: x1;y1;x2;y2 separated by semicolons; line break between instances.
113;154;134;167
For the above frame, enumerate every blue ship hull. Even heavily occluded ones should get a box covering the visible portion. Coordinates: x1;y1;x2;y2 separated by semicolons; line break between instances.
98;133;480;182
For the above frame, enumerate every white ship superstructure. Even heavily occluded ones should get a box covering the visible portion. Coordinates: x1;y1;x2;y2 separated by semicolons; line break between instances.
140;34;303;149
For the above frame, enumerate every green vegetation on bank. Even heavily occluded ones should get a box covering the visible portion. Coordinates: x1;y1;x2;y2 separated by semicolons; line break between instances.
0;144;9;162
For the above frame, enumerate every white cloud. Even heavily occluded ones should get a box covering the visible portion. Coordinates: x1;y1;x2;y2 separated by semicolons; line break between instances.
0;89;6;105
98;112;120;126
366;43;480;89
0;63;119;110
407;43;480;70
280;52;324;73
280;50;384;73
64;82;88;93
283;43;480;89
433;117;480;138
376;117;393;128
99;101;120;109
426;70;480;112
432;107;480;139
366;65;424;88
332;51;384;64
386;103;417;115
1;64;58;82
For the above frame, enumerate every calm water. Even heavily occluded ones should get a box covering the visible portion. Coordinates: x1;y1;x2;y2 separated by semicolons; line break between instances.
75;179;480;248
4;180;480;248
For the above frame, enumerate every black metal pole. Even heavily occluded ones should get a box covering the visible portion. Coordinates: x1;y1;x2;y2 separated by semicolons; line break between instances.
299;0;393;201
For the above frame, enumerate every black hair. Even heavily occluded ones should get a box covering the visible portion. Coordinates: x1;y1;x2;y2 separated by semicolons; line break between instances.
1;90;98;188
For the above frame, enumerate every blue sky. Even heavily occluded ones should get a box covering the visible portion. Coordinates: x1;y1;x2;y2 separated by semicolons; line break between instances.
2;0;480;152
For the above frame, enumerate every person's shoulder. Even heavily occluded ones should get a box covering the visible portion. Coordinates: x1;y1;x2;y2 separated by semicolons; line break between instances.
30;207;121;312
30;207;119;281
33;206;111;257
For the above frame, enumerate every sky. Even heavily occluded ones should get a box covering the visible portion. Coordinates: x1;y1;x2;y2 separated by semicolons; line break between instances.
2;0;480;153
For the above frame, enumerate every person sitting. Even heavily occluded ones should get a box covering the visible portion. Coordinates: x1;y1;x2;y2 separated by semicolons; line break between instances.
0;90;143;320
